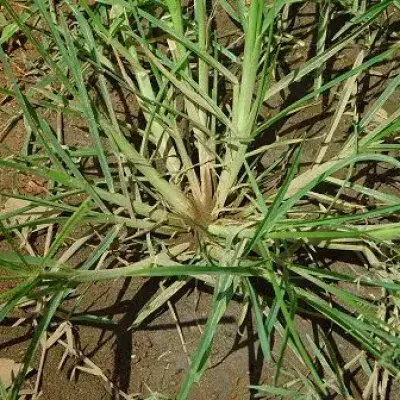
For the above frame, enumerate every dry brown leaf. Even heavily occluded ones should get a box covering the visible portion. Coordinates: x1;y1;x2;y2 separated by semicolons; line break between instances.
2;198;43;225
0;358;23;388
284;160;337;199
373;107;389;124
1;198;57;231
2;198;30;222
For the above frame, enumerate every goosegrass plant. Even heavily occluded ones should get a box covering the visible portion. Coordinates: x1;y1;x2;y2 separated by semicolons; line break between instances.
1;0;400;398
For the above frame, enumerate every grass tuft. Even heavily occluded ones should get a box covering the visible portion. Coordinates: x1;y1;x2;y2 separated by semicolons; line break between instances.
1;0;400;398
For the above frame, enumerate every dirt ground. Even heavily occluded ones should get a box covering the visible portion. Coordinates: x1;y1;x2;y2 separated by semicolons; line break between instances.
1;2;400;400
0;272;373;400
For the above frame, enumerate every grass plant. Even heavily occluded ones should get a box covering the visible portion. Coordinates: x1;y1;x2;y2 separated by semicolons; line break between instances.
1;0;400;398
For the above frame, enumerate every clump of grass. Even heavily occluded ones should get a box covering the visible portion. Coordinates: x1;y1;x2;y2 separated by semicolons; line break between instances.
1;0;400;398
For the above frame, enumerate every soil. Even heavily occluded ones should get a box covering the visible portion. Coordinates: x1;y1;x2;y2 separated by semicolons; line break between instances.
0;275;373;400
1;2;400;400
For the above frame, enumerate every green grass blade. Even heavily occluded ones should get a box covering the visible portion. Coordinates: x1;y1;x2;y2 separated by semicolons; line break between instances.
80;224;122;270
0;279;39;323
178;275;236;400
10;291;65;399
43;199;93;266
244;278;271;361
245;142;304;254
